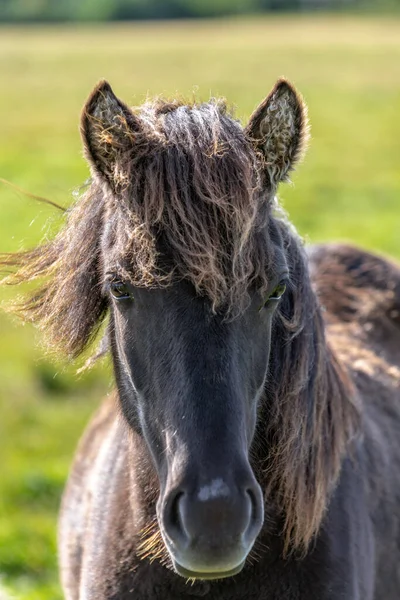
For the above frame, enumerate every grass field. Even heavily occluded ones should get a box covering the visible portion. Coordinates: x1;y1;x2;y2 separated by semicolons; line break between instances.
0;15;400;599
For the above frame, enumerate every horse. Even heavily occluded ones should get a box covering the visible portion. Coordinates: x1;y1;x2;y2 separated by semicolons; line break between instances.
2;78;400;599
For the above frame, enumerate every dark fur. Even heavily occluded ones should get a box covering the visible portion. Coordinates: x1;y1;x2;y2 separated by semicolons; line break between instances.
2;79;400;599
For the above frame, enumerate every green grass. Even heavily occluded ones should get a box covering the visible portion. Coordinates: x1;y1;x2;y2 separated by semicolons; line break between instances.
0;15;400;599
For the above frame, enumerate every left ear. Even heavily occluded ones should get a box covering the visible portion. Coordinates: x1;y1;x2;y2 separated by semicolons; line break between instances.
245;78;309;186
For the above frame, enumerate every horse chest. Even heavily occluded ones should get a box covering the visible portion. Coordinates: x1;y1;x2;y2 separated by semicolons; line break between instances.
108;551;357;600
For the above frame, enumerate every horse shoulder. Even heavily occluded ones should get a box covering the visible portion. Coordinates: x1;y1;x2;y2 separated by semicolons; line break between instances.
58;394;129;599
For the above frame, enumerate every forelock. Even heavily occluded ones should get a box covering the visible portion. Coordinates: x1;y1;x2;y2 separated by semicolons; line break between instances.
103;98;276;315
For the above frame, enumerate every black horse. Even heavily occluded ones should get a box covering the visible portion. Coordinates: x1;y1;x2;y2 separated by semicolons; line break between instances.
2;79;400;599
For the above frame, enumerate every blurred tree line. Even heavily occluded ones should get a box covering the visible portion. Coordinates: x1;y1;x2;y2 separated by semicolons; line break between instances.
0;0;398;21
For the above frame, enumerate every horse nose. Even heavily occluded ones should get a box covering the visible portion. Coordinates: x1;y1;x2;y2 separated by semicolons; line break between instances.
161;470;263;578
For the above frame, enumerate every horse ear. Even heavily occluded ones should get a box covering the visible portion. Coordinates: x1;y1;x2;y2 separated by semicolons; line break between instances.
80;80;141;189
245;78;309;186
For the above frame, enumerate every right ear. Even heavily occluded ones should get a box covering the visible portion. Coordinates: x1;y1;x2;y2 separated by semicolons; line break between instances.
80;80;141;190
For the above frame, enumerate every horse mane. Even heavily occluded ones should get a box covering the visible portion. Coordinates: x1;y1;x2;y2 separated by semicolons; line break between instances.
0;185;108;357
0;96;359;554
258;224;360;553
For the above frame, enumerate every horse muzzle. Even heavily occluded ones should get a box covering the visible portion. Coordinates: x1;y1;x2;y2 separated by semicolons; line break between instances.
158;463;264;580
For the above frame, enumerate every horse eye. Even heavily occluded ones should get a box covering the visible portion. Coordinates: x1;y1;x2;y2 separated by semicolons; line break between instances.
264;281;287;306
270;281;287;300
109;280;131;300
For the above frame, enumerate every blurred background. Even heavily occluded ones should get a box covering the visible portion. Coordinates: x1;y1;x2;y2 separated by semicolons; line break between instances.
0;0;399;598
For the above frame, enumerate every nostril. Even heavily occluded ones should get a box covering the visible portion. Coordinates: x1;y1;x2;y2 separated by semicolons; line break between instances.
163;490;187;546
170;491;184;532
246;488;258;523
243;484;264;545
